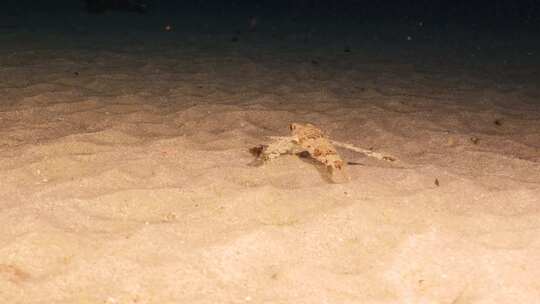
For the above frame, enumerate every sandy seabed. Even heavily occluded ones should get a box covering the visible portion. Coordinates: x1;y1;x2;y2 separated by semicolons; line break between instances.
0;20;539;303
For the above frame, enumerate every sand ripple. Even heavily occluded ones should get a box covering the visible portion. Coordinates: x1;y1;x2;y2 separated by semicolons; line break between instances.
1;35;539;303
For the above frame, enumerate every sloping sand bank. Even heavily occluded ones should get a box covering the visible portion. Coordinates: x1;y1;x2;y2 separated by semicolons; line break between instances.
1;27;539;303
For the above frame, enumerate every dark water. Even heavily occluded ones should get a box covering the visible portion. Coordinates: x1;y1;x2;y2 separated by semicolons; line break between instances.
1;1;538;104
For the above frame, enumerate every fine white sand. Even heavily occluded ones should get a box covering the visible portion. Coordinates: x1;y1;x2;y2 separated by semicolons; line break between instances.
1;14;539;303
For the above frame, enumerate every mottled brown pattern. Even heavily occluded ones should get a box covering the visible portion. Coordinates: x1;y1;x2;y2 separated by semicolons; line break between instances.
252;123;349;183
0;264;31;284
